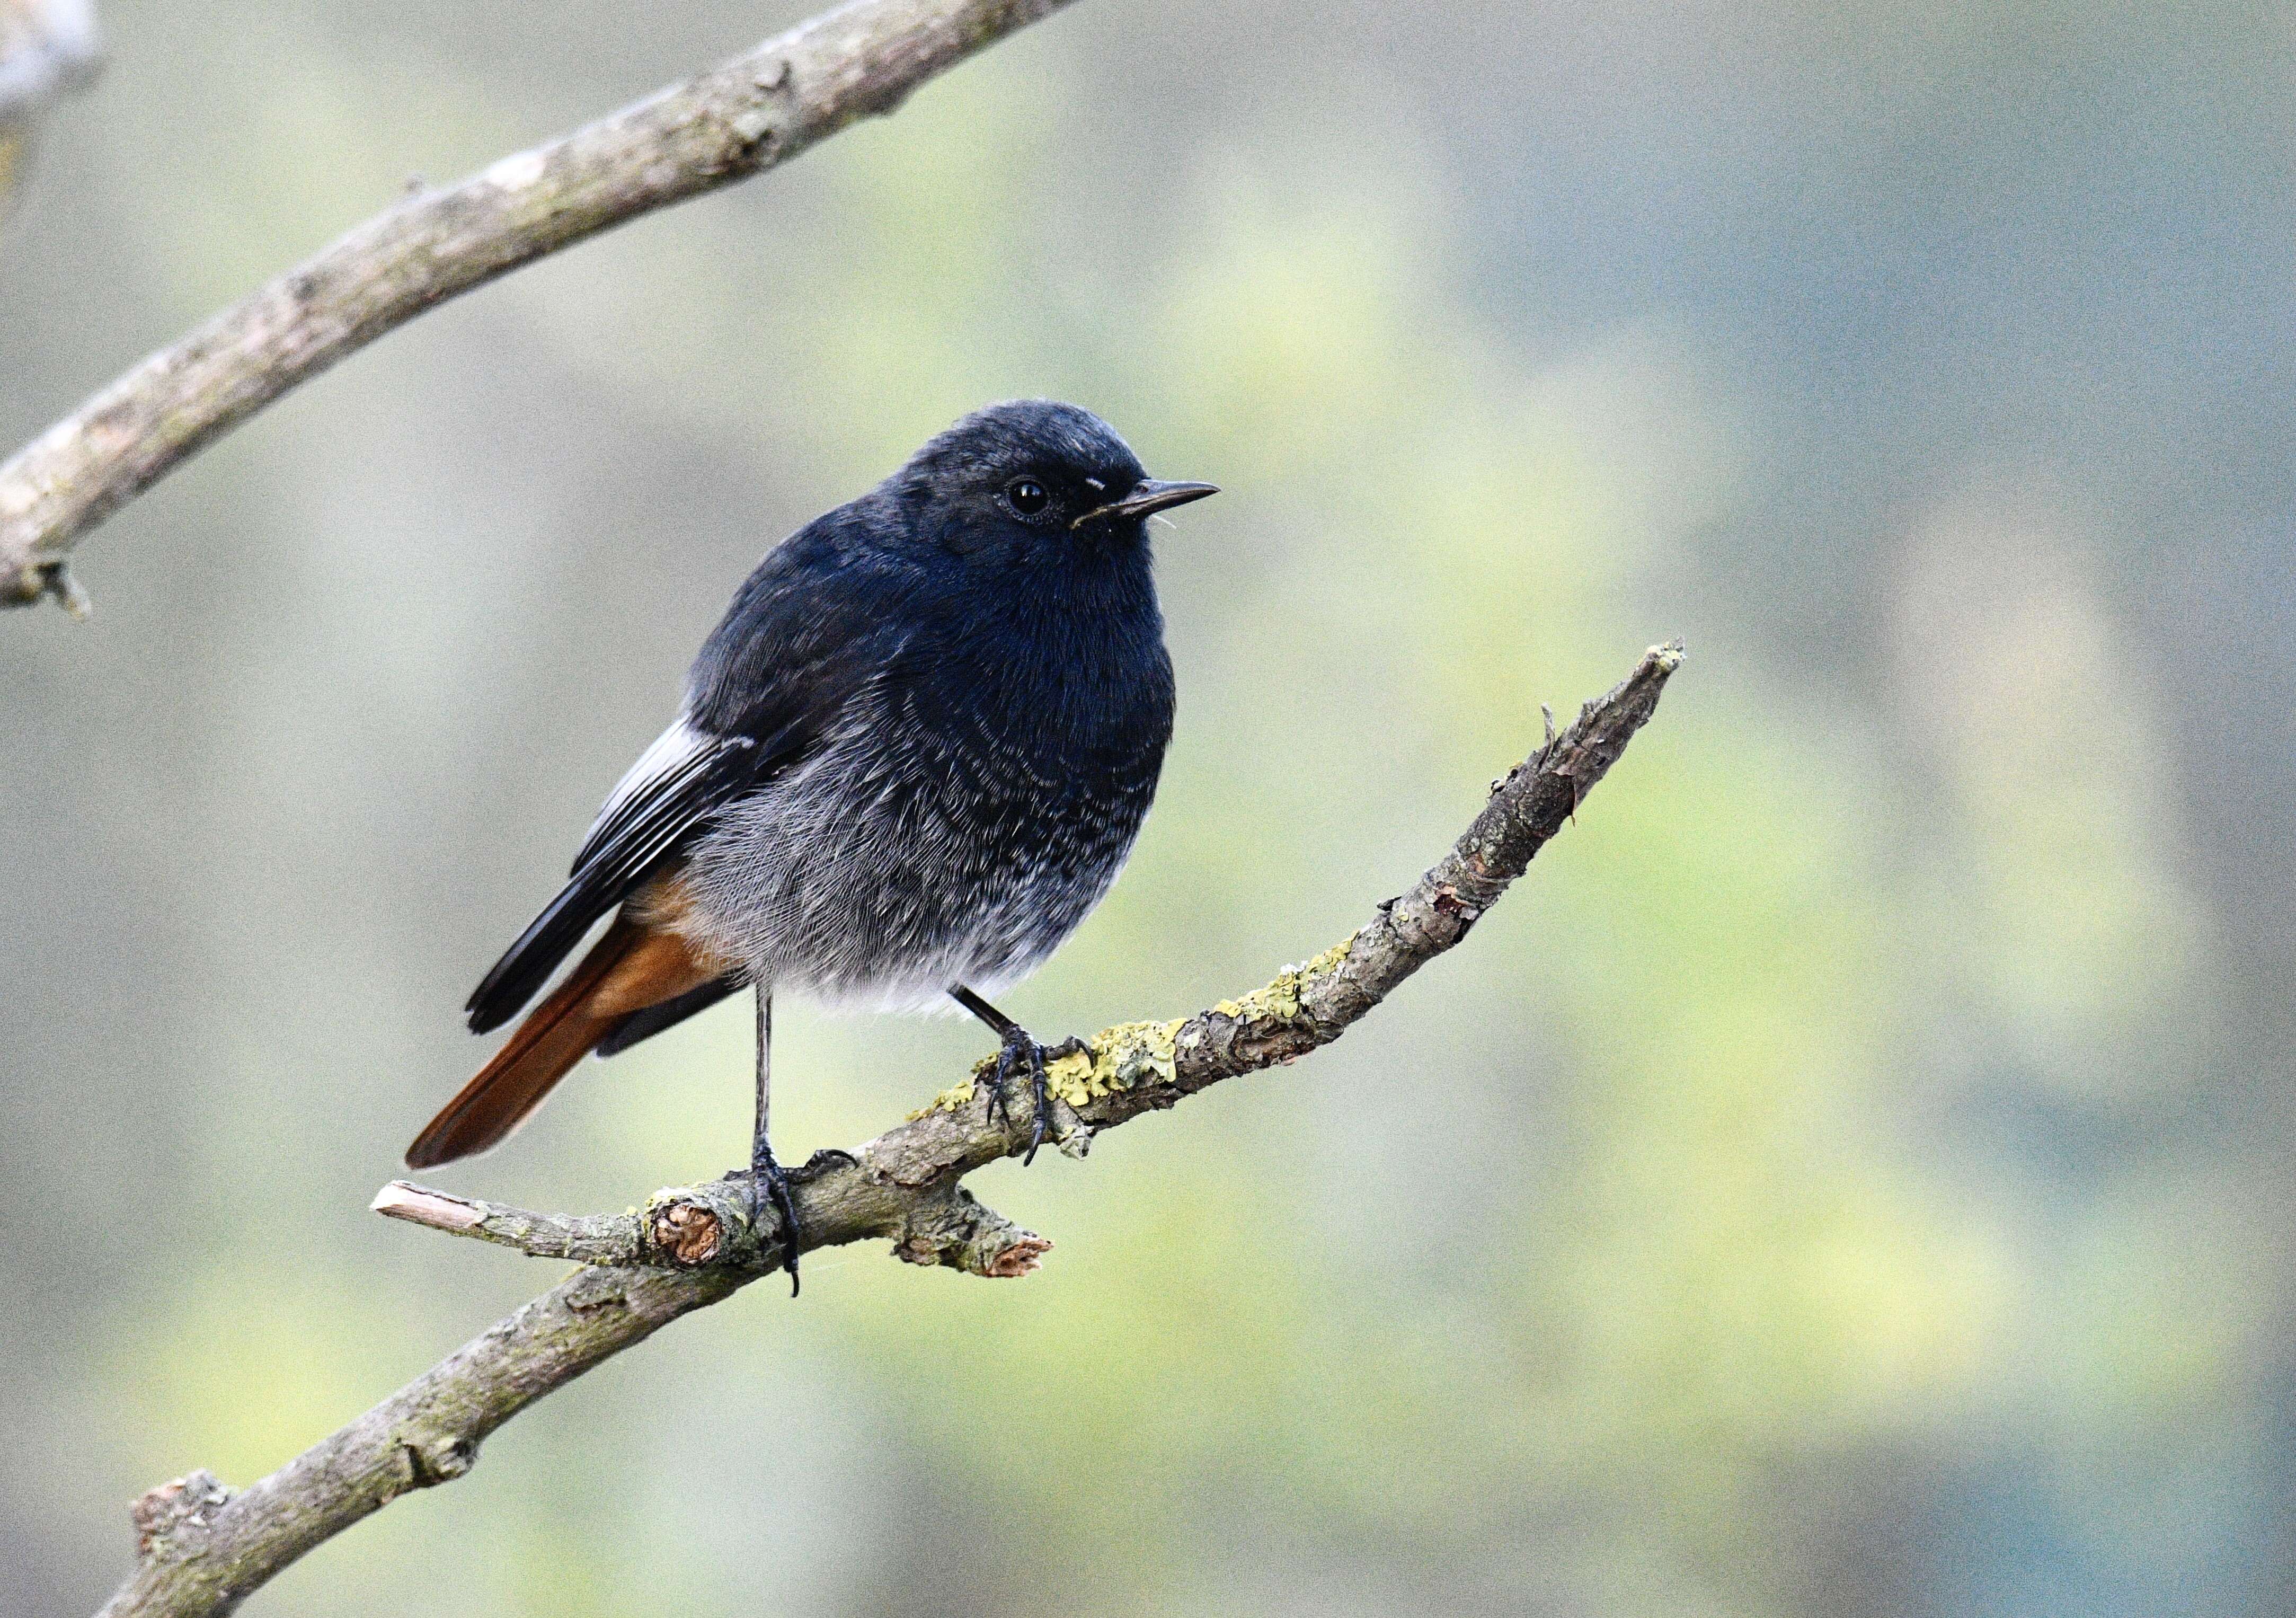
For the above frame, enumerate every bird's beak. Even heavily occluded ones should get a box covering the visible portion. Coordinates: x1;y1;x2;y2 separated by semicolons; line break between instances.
1072;479;1219;529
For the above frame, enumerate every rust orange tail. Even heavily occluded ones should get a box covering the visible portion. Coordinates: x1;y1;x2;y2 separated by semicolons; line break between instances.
406;917;716;1169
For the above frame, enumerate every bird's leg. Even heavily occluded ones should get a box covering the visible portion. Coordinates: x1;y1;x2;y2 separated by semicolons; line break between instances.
751;986;802;1296
950;986;1087;1166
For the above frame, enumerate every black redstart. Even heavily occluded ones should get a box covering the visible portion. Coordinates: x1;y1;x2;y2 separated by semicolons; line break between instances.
405;400;1216;1288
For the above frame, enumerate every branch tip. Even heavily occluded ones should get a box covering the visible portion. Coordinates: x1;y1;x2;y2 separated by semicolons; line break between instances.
372;1181;483;1232
985;1235;1052;1278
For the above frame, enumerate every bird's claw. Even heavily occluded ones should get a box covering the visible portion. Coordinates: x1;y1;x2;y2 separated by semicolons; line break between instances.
981;1029;1087;1166
792;1147;859;1183
748;1153;804;1297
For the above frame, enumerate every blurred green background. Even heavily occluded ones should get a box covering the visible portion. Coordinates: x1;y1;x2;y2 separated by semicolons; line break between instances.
4;1;2290;1613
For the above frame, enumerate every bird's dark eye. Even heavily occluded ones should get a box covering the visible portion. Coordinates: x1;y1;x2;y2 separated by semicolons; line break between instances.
1006;478;1050;517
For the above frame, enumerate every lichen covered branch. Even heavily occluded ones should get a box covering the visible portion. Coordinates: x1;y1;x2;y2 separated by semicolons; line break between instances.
0;0;1078;610
99;643;1680;1618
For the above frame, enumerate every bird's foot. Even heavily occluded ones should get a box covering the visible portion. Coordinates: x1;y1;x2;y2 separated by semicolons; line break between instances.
747;1150;804;1297
981;1028;1089;1166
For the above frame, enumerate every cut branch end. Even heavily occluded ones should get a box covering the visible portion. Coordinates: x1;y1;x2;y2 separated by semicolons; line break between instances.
372;1181;483;1232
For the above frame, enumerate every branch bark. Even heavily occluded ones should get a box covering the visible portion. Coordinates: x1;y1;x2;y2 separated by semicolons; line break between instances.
92;642;1681;1618
0;0;1079;611
89;642;1690;1615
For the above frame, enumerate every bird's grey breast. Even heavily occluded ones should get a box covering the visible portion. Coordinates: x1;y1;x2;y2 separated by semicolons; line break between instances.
677;630;1172;1012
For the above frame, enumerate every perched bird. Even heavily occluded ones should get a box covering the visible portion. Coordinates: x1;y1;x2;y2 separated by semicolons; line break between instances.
405;400;1216;1288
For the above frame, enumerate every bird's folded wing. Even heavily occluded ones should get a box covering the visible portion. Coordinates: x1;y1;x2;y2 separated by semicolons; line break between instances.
463;719;762;1033
463;520;925;1035
568;718;747;880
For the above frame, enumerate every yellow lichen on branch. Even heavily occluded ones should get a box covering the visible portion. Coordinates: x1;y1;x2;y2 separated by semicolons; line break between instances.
916;1016;1185;1120
1043;1018;1184;1107
1212;933;1357;1023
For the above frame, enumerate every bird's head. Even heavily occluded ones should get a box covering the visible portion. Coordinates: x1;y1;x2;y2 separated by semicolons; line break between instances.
891;400;1216;563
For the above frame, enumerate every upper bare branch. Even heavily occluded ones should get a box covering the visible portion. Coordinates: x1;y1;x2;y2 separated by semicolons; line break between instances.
0;0;1079;611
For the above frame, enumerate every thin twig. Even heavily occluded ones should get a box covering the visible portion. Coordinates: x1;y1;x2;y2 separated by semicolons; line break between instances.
0;0;1080;610
95;642;1681;1618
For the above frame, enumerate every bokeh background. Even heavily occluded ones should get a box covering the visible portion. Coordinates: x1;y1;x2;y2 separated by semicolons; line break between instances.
4;1;2291;1613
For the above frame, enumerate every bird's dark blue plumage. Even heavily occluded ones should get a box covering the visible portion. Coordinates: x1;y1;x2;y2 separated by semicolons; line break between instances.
419;401;1216;1215
668;404;1183;1014
465;397;1194;1032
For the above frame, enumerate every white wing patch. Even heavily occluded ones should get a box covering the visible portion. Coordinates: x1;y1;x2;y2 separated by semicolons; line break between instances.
571;716;729;878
